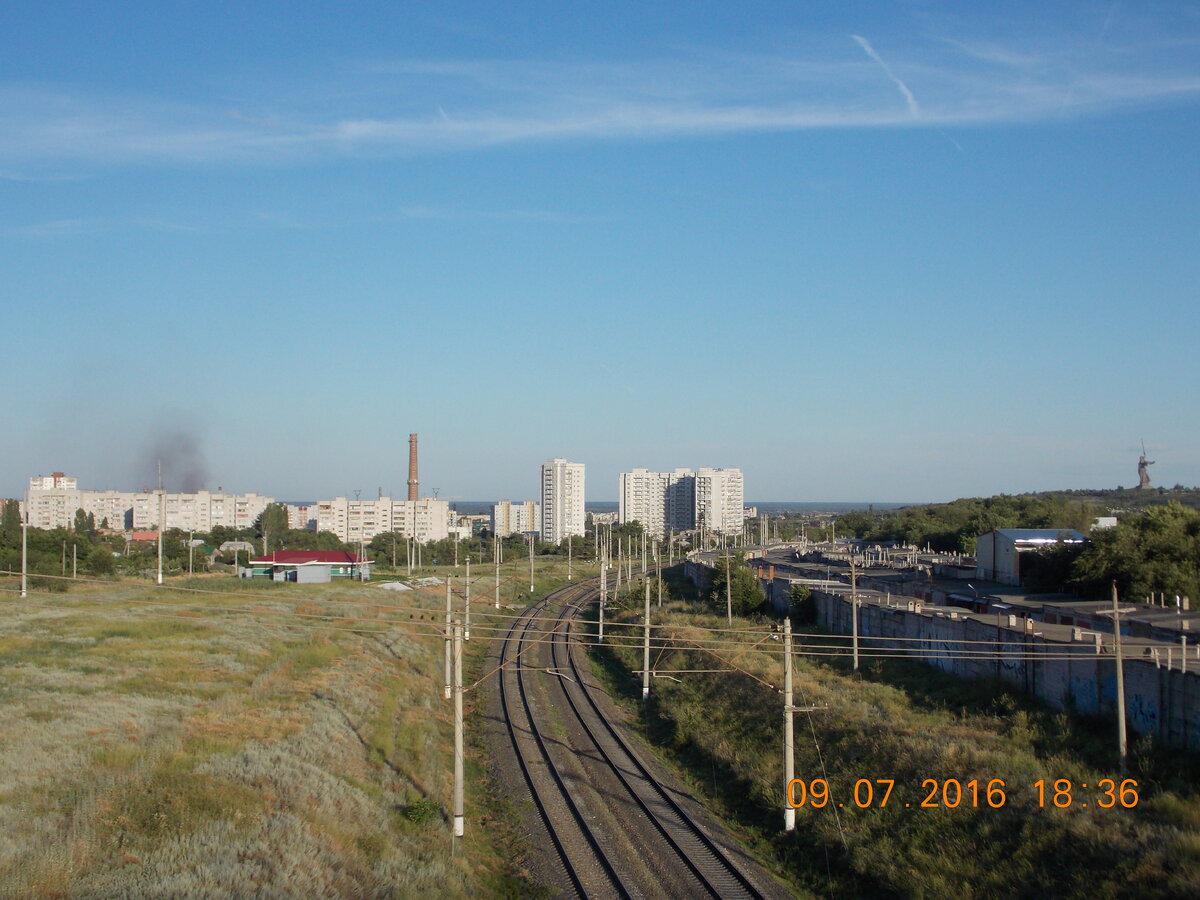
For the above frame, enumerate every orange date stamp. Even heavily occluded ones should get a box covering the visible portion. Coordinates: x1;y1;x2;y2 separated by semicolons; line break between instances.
786;778;1140;810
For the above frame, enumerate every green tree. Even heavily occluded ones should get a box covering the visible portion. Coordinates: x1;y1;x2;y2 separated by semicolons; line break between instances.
709;556;764;617
73;508;89;534
86;544;115;575
256;503;290;552
788;583;816;623
1;499;20;547
1071;502;1200;601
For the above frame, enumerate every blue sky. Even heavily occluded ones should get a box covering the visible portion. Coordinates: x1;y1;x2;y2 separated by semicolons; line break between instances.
3;1;1198;503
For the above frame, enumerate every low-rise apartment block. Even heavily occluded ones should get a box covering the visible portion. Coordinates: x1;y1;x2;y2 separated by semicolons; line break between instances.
316;497;450;544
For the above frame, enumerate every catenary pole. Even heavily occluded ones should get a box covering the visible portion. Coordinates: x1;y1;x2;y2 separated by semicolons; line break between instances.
464;557;471;641
725;546;733;626
784;618;795;832
157;490;165;585
1113;580;1128;774
642;571;651;699
453;620;465;837
444;577;453;700
851;558;860;671
599;546;607;643
656;540;662;608
20;510;28;598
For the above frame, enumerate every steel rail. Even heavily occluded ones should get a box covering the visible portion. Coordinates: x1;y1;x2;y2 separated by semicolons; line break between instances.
499;585;634;900
549;587;765;899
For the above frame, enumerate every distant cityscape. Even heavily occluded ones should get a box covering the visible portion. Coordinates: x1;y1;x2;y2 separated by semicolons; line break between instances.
17;440;754;546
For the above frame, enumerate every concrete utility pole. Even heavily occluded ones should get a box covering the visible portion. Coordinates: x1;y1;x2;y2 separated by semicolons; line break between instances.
20;510;28;598
72;542;77;579
656;541;662;608
464;557;471;641
494;537;500;609
643;571;651;699
528;534;534;593
725;547;733;626
188;530;194;574
615;544;622;600
453;620;465;838
568;536;572;581
1112;580;1128;774
851;558;860;671
157;490;165;585
444;578;453;700
784;618;795;832
599;545;607;643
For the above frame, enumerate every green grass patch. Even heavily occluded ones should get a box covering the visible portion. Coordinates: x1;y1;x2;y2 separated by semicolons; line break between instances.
592;601;1200;898
99;767;262;851
367;676;402;767
289;639;344;674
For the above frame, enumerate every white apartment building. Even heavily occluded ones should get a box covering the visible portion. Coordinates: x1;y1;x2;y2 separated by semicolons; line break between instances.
540;458;585;543
29;473;77;492
26;474;134;531
618;468;697;538
23;474;272;532
492;500;540;537
285;504;317;530
316;497;450;544
694;467;744;535
617;467;747;537
131;491;274;531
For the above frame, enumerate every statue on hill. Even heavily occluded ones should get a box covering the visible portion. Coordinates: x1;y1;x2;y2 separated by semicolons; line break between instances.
1138;441;1155;489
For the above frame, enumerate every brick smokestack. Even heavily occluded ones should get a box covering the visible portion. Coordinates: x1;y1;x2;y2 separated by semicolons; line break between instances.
408;433;419;501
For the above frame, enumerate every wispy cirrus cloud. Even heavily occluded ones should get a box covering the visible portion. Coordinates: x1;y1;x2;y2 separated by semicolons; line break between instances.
0;28;1197;172
852;34;920;118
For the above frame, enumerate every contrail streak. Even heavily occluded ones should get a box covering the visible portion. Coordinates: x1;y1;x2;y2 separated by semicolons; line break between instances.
852;34;920;118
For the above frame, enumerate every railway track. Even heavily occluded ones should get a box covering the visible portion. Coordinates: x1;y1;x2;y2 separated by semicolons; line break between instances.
498;581;771;899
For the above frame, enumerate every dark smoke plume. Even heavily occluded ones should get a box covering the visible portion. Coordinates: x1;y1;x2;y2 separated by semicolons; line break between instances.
145;430;210;492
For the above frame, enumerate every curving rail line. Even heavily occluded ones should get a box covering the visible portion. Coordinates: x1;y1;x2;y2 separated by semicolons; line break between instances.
499;587;634;899
498;580;767;899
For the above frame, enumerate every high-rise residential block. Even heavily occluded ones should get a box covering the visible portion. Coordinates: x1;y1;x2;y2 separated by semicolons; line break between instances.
694;467;744;535
540;458;585;543
618;467;741;537
618;468;696;538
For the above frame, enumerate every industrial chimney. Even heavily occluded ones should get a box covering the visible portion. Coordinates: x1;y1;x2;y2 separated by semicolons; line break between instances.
408;433;419;501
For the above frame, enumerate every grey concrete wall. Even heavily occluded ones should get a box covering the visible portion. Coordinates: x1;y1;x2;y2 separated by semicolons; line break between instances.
686;556;1199;749
811;589;1200;750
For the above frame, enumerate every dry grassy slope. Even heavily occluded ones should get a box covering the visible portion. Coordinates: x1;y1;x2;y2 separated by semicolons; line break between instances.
0;568;578;898
596;599;1200;898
